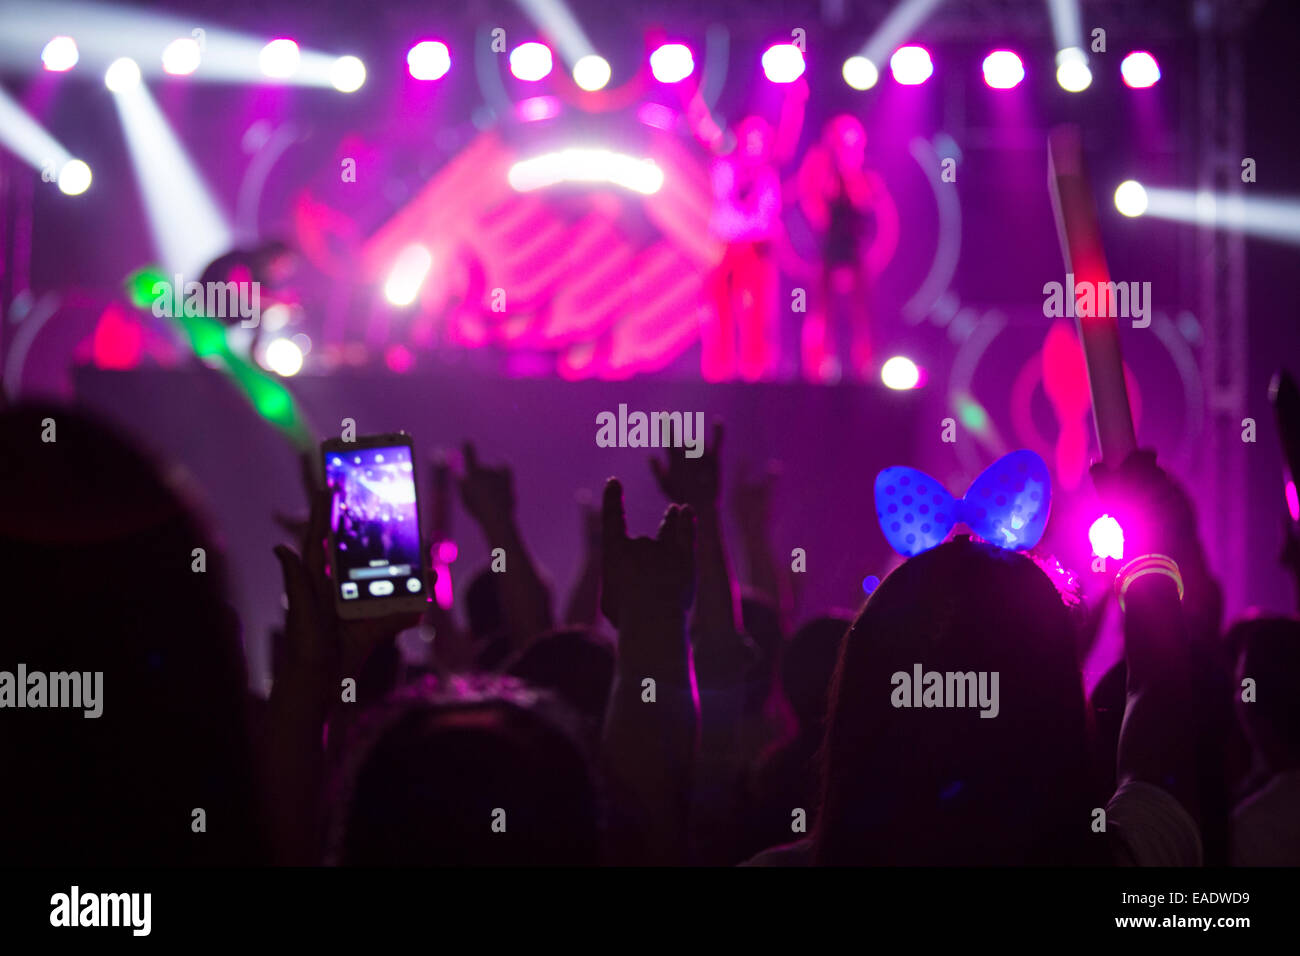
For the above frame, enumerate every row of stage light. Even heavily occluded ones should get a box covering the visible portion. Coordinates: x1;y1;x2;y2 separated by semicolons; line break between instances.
41;34;1163;94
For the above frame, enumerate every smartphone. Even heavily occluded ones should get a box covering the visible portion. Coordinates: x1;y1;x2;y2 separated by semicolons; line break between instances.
321;433;428;619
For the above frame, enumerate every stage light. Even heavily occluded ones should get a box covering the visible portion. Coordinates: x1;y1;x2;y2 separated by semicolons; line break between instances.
105;57;141;92
57;159;92;195
259;39;300;79
264;337;303;377
110;77;233;275
572;54;611;91
842;56;879;90
1055;47;1091;92
42;36;78;72
649;43;694;83
161;37;201;75
407;41;451;80
516;95;561;122
881;356;921;390
510;42;553;81
890;46;933;85
1121;51;1160;89
982;50;1024;89
761;44;805;83
1089;514;1124;561
329;55;366;92
384;244;433;307
508;148;663;195
1114;180;1148;217
1122;186;1300;246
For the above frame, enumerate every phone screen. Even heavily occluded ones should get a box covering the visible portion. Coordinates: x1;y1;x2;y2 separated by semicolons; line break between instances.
324;443;424;605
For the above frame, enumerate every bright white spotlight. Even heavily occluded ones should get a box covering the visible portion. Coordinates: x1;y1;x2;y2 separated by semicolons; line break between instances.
57;159;92;196
329;55;366;92
881;356;921;390
510;42;553;81
761;44;805;83
508;149;663;195
105;57;142;92
1055;47;1091;92
1120;50;1160;89
264;338;304;377
982;50;1024;89
842;56;879;90
890;46;933;85
42;36;78;72
649;43;694;83
384;245;433;307
259;39;301;79
1115;180;1148;217
573;54;611;91
162;37;202;76
1089;514;1124;560
408;41;451;80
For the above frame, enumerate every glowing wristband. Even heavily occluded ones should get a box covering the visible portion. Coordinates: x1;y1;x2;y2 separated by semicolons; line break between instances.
1115;553;1184;613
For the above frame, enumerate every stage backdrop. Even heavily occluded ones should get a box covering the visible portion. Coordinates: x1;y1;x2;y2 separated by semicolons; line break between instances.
77;367;920;689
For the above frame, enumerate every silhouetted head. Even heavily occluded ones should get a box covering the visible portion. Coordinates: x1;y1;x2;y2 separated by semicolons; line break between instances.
505;627;615;741
815;537;1095;865
1228;614;1300;772
329;675;601;865
824;114;866;169
783;615;851;731
0;402;260;865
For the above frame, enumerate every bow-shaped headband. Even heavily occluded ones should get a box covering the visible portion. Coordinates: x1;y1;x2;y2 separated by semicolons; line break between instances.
874;449;1052;557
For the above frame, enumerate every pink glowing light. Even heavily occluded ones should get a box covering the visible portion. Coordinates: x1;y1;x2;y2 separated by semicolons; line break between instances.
510;42;553;82
437;540;459;563
982;50;1024;89
1286;480;1299;522
516;95;561;122
890;46;933;85
761;44;805;83
1089;514;1125;561
407;41;451;81
650;43;695;83
1120;51;1160;89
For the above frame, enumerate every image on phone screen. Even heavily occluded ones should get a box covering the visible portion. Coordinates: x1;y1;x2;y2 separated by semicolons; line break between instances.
324;445;423;604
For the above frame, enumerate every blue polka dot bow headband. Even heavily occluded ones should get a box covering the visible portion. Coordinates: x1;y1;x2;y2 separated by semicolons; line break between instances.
874;449;1052;558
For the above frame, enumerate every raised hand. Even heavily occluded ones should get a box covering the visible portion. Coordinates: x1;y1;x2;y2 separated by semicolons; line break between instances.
650;420;724;512
458;442;516;535
600;477;696;630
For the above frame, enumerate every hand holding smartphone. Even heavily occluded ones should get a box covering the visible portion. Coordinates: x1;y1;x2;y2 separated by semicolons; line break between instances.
321;432;429;619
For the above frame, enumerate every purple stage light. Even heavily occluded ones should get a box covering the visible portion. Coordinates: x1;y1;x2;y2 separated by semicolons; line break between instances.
42;36;78;72
890;46;933;85
516;95;561;122
1121;51;1160;88
982;50;1024;89
761;44;805;83
1089;514;1125;561
407;41;450;81
650;43;695;83
259;38;300;79
510;42;553;82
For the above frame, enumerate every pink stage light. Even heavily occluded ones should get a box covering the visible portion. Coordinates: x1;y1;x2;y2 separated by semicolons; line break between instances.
890;46;933;85
516;95;560;122
1089;514;1125;561
407;41;451;81
650;43;695;83
1287;480;1299;522
982;50;1024;89
761;44;805;83
1120;51;1160;89
510;42;553;82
